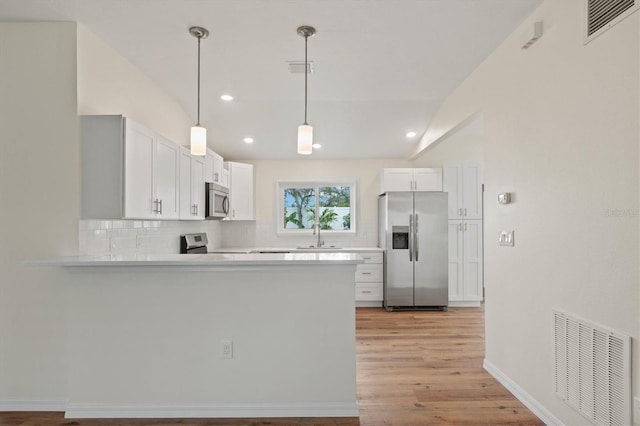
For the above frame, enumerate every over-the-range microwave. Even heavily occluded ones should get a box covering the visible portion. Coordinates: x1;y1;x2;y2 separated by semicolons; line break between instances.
205;182;229;219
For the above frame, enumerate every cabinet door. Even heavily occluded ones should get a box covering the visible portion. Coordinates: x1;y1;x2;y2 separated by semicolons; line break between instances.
124;119;155;219
191;156;206;219
179;148;194;219
462;220;483;301
205;150;215;183
462;163;483;219
155;136;180;219
448;220;464;301
443;162;463;219
212;151;224;186
380;168;413;193
413;168;443;191
228;162;255;220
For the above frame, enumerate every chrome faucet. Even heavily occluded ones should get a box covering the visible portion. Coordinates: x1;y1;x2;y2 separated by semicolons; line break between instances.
313;223;325;247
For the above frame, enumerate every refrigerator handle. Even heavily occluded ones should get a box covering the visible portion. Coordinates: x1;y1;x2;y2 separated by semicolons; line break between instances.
409;214;413;261
414;214;419;261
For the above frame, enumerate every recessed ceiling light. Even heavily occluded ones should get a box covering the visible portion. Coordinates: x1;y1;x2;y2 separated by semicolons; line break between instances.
406;131;417;138
221;94;234;101
243;137;254;144
312;143;322;149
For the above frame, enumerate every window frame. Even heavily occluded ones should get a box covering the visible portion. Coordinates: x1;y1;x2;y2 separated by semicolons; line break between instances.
276;178;357;236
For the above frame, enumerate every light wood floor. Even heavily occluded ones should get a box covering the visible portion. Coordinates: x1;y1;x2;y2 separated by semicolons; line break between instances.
0;306;543;426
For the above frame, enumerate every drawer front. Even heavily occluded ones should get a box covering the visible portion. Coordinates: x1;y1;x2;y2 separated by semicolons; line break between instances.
357;252;383;264
355;264;382;282
355;284;382;301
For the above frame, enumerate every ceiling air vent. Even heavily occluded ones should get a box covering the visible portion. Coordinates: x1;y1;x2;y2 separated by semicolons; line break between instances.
586;0;638;41
287;61;314;74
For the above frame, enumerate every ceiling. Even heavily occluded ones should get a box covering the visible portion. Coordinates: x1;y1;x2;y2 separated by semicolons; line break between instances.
0;0;541;160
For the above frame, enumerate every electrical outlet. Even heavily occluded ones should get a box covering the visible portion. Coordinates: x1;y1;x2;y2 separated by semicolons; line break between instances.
633;396;640;425
221;339;233;359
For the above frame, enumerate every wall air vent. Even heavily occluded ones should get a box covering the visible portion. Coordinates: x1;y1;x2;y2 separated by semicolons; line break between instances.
287;61;314;74
586;0;638;42
553;310;631;426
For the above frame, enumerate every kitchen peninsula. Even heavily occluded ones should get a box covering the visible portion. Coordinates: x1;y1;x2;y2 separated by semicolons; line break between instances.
30;253;361;419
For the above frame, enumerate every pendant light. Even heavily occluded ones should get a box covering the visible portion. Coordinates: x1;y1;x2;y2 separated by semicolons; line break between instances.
297;25;316;155
189;26;209;156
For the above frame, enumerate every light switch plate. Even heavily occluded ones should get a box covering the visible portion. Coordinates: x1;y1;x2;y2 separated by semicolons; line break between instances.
498;231;515;247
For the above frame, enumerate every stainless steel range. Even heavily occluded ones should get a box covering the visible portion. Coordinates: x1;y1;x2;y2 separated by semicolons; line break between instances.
180;233;208;254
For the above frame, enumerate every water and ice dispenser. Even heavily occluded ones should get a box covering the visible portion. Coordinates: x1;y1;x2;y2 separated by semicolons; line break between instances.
392;226;409;249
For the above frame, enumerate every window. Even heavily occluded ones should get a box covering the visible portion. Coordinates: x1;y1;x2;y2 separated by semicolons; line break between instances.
277;179;356;234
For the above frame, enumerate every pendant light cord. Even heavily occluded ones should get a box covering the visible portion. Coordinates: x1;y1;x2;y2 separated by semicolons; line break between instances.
304;34;308;125
197;35;201;126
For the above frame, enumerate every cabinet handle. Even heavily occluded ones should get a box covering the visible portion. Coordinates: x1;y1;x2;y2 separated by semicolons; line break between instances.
458;208;463;217
414;180;417;191
464;208;467;216
464;222;467;231
362;291;373;294
361;272;372;275
459;223;463;231
153;199;160;214
195;204;198;216
232;209;236;218
159;199;163;215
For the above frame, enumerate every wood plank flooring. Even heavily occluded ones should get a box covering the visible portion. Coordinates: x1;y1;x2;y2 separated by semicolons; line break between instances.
0;306;542;426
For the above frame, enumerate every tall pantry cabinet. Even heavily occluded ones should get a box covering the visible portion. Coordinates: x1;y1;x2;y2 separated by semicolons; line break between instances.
443;161;483;307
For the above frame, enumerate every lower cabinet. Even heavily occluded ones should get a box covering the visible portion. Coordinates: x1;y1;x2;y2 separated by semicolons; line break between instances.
448;219;483;306
355;252;384;307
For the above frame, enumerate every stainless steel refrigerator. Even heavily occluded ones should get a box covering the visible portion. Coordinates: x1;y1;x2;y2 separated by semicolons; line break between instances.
378;192;448;311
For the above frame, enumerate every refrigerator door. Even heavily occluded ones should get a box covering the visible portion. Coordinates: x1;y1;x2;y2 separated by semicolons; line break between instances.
382;192;415;308
413;192;449;307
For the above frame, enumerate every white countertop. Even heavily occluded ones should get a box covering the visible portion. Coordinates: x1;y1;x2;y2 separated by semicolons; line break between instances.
27;252;363;267
209;246;383;254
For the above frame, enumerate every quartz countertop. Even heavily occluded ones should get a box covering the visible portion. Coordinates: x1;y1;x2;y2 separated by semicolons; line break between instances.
26;252;363;267
209;247;383;254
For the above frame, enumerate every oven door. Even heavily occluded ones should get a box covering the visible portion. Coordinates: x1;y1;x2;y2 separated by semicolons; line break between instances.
206;183;229;219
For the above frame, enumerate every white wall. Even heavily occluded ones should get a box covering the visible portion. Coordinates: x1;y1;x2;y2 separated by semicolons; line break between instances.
415;2;639;424
220;159;412;248
0;22;78;405
0;22;222;406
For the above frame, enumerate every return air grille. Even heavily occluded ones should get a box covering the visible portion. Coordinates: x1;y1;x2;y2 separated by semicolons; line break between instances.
553;310;630;426
588;0;636;36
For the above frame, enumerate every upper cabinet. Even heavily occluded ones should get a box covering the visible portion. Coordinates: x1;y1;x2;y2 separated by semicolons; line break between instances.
379;168;442;193
225;161;255;221
443;161;483;220
179;147;206;220
82;115;180;220
205;148;227;187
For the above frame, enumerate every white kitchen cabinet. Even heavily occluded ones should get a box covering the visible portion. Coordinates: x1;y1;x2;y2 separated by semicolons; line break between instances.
179;148;205;220
355;251;384;307
379;168;442;193
225;161;255;221
205;148;226;187
443;161;483;219
82;115;180;220
448;219;483;306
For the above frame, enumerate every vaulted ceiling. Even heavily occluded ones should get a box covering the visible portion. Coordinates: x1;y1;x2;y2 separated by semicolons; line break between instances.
1;0;541;160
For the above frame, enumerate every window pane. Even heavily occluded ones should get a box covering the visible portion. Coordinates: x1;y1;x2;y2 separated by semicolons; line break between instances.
283;188;315;229
319;186;351;230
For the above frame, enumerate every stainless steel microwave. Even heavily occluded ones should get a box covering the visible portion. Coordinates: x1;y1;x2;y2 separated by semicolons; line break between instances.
205;182;229;219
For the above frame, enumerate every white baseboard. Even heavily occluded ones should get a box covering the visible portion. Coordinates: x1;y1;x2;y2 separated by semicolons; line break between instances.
65;401;359;419
356;301;383;308
483;359;563;426
0;399;67;411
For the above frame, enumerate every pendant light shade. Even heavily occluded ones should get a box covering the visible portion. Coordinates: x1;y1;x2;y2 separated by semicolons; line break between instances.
189;26;209;156
190;125;207;156
297;25;316;155
297;124;313;155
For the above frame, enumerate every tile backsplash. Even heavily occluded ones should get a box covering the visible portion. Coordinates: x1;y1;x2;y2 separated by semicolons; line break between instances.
220;220;378;248
79;219;221;256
